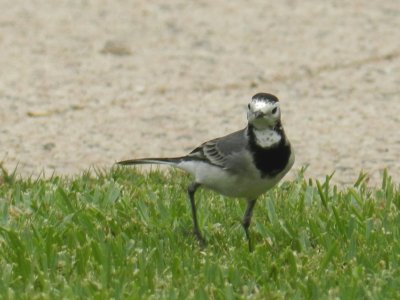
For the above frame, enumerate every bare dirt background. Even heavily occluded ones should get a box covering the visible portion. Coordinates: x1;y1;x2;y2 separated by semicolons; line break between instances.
1;0;399;185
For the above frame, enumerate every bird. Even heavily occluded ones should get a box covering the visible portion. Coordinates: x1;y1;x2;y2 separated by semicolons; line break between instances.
117;92;294;251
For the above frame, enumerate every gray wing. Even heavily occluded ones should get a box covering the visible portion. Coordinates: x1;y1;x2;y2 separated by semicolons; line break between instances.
186;128;248;170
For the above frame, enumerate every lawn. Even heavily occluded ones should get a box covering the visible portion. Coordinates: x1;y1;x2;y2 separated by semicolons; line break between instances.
0;165;399;299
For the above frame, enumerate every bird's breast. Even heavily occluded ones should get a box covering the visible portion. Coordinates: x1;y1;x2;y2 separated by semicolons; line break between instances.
178;159;286;199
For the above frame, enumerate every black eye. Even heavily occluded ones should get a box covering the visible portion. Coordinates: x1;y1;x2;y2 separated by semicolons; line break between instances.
247;104;251;109
272;107;278;114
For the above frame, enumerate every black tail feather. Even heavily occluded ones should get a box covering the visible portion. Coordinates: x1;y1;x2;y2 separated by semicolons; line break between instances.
117;157;183;166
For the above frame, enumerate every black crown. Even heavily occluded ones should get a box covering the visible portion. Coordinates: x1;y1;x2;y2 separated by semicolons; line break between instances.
252;93;279;102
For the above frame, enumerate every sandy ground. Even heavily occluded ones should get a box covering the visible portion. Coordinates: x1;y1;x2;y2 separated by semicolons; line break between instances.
0;0;399;186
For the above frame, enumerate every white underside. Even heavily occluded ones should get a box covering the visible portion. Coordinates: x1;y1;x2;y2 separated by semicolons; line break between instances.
177;149;294;200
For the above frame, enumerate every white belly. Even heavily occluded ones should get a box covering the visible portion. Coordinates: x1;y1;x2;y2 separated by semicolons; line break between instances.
177;152;294;199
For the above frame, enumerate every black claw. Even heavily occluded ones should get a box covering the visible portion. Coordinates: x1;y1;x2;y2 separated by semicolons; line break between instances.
194;230;207;248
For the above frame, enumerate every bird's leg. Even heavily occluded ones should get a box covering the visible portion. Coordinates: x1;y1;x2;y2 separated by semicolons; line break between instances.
187;182;206;247
242;199;257;252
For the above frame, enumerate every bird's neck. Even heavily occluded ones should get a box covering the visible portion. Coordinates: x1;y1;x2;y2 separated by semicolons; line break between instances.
246;122;292;178
247;123;284;149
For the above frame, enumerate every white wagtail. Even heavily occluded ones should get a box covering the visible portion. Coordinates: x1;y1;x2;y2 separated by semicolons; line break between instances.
118;93;294;251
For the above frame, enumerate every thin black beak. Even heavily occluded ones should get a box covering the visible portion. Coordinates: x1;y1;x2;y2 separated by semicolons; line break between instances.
255;111;265;119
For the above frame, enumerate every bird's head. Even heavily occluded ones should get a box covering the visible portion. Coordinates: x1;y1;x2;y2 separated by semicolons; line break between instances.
247;93;281;130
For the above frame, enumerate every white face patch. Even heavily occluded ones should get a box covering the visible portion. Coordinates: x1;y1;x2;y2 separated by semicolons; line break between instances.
252;100;273;114
253;128;281;148
249;101;280;117
248;100;280;129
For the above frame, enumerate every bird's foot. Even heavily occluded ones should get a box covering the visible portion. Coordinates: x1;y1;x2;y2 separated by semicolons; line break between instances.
194;230;207;248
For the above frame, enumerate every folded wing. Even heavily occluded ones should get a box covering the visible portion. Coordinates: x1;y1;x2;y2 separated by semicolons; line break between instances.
186;129;248;170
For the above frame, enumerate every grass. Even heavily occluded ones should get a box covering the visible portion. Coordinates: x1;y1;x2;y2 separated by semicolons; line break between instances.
0;165;399;299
